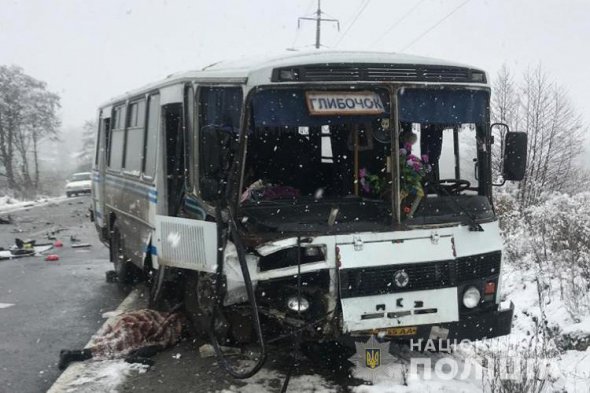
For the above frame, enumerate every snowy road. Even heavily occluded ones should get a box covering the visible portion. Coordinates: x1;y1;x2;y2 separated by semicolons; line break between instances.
0;195;126;393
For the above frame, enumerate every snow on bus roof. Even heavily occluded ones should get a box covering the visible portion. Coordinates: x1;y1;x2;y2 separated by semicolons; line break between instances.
198;50;476;73
100;50;484;107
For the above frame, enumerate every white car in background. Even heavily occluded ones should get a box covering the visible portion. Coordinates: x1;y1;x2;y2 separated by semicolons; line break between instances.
65;172;92;197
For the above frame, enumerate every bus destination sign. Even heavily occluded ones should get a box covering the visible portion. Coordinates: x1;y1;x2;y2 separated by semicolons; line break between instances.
306;91;385;116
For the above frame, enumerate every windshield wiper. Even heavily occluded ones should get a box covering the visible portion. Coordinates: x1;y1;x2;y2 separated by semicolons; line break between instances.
429;182;484;232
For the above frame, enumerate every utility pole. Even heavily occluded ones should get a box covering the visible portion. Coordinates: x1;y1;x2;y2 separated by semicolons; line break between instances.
298;0;340;49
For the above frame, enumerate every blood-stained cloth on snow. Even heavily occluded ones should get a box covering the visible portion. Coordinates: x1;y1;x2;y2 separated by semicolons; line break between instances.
89;309;184;359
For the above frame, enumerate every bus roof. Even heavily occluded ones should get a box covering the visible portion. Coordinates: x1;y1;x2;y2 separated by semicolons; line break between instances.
100;50;487;107
197;50;477;74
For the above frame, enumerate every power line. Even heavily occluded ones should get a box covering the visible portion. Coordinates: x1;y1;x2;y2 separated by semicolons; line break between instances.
297;0;340;49
371;0;427;47
400;0;471;52
290;0;317;48
334;0;371;47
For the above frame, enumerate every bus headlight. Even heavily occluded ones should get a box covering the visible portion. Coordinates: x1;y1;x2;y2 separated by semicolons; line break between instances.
462;286;481;308
287;296;310;312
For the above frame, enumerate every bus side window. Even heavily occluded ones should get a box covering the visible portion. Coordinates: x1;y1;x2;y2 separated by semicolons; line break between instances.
124;99;146;175
197;86;243;202
96;117;110;168
144;95;160;179
108;105;125;171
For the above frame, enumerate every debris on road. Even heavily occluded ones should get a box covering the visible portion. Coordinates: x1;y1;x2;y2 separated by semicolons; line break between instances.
0;239;53;260
54;240;63;247
0;249;33;260
45;254;60;261
72;243;92;249
47;227;67;240
15;238;33;249
102;310;124;319
198;344;241;358
0;215;13;224
105;270;117;283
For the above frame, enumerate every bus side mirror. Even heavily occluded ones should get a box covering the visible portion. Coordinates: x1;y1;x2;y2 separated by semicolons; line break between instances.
502;131;527;181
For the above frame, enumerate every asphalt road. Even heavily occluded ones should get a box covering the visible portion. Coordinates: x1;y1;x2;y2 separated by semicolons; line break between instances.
0;196;363;393
0;195;126;393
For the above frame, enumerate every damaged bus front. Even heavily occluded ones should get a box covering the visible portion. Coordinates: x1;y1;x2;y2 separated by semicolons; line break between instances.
195;75;528;348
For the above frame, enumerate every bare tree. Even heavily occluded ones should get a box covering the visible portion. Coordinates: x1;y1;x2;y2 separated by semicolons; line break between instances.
491;64;520;179
517;66;586;206
0;65;60;195
492;65;587;208
75;120;97;171
28;88;60;189
0;65;25;190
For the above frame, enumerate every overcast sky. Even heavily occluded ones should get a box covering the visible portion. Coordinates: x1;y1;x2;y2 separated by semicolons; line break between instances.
1;0;589;159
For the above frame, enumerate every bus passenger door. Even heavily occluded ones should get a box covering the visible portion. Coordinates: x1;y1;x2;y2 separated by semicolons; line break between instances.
92;110;109;234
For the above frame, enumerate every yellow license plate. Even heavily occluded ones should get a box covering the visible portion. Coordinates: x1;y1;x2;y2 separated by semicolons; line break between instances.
385;327;417;336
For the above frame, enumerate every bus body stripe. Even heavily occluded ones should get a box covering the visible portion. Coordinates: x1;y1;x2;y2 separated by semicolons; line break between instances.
103;174;158;204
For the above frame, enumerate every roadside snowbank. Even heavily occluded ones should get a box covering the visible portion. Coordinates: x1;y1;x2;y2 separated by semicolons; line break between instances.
58;360;148;393
0;195;67;213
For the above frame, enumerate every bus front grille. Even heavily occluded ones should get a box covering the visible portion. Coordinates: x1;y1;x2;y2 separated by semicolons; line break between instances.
339;251;501;298
272;64;485;83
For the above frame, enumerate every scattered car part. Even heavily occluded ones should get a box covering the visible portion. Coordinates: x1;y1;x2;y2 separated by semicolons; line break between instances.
72;243;91;248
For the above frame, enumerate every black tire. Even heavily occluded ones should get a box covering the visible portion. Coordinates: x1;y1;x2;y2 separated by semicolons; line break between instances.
183;273;230;339
66;192;72;198
105;270;118;283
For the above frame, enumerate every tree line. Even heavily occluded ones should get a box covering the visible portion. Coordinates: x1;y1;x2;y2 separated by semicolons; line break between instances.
0;65;60;196
491;65;588;209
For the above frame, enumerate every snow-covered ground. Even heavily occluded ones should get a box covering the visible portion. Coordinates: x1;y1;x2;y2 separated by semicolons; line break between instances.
54;361;149;393
0;195;67;214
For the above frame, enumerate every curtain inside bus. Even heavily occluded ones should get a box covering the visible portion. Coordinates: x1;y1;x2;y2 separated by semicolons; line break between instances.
250;88;487;127
397;88;488;124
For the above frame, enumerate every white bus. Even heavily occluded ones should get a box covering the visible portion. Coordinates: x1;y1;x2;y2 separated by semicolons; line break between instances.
91;50;527;376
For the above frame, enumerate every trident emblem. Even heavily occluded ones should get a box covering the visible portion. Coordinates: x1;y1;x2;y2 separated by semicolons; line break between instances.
365;348;381;369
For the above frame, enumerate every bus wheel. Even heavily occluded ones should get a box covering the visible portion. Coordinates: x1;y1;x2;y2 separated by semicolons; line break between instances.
183;272;229;340
110;229;134;286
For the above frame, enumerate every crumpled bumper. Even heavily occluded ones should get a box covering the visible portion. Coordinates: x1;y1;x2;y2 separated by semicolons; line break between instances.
344;301;514;343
